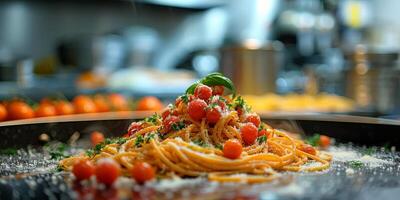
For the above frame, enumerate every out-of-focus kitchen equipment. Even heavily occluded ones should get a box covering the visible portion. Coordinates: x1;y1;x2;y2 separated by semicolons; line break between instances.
345;45;400;113
220;41;284;95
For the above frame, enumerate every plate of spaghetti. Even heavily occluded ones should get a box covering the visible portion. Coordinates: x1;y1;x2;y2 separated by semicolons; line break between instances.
59;73;332;185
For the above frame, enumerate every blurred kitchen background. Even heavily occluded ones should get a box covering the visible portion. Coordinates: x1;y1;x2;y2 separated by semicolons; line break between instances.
0;0;400;118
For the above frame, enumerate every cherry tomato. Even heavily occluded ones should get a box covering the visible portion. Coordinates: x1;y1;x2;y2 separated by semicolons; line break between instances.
237;107;244;116
194;84;212;100
128;122;143;136
95;158;120;186
223;139;243;159
240;123;258;145
0;104;8;121
210;96;226;110
90;131;105;146
35;103;57;117
246;114;261;127
93;95;111;112
319;135;331;148
161;109;171;120
73;95;97;114
299;144;316;155
108;93;129;111
54;101;75;115
163;115;179;132
188;99;207;121
131;162;155;184
206;107;222;124
258;129;271;138
7;101;35;120
72;159;95;181
212;85;224;96
136;96;163;111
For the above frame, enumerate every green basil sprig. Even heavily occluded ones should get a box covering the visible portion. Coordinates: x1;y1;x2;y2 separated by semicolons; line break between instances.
186;73;236;98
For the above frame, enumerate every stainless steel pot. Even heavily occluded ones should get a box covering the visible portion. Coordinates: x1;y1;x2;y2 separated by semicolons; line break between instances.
220;41;284;95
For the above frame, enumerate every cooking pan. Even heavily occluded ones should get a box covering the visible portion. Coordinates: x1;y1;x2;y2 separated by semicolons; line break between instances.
0;112;399;200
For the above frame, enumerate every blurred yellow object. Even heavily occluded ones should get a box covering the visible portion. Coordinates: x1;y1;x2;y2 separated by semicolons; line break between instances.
34;56;58;75
76;71;107;89
243;93;355;113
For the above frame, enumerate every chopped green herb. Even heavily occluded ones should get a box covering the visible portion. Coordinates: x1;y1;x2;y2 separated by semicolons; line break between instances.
0;148;18;156
306;134;320;147
207;102;218;109
144;113;160;125
215;144;223;150
257;135;267;144
135;135;144;147
145;133;156;143
193;139;208;147
233;96;251;112
86;137;128;157
348;160;364;169
171;121;186;131
48;143;70;160
258;123;265;132
363;147;377;155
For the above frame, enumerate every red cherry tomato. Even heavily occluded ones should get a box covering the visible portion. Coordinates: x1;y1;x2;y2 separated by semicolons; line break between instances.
236;107;244;116
72;159;95;181
319;135;331;148
161;109;171;120
131;162;155;184
258;129;271;138
240;123;258;145
206;107;222;124
188;99;207;121
95;158;120;186
128;122;143;136
163;115;179;132
246;114;261;127
90;131;105;146
212;85;224;96
299;144;316;155
194;84;212;100
223;139;243;159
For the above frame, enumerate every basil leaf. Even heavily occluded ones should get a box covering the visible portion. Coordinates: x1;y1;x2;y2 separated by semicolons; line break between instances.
186;73;236;97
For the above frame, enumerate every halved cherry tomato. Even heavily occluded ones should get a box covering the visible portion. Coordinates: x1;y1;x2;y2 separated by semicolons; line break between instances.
108;93;129;111
73;159;95;181
90;131;105;146
212;85;224;96
93;95;111;112
128;122;143;136
136;96;163;111
299;144;316;155
161;109;171;120
95;158;120;186
240;123;258;145
206;107;222;124
223;139;242;159
131;162;155;184
0;104;8;121
73;95;97;114
319;135;331;148
188;99;207;121
7;101;35;120
246;114;261;127
163;115;179;132
54;101;75;115
194;84;212;100
210;96;226;110
35;103;57;117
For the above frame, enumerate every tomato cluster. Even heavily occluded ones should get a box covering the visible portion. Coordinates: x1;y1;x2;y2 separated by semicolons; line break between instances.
0;94;164;122
72;158;156;186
